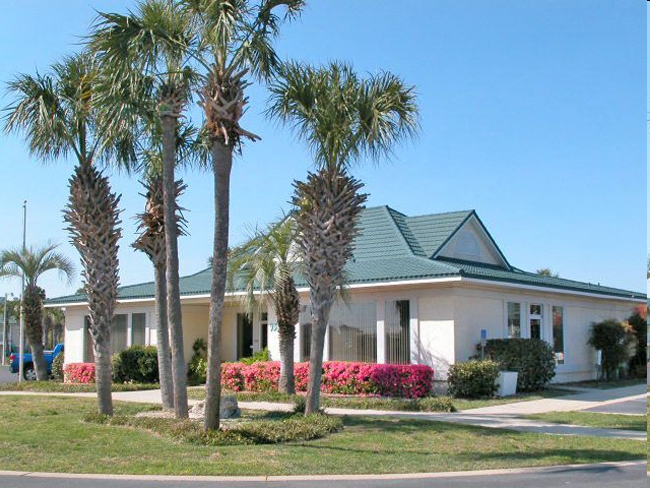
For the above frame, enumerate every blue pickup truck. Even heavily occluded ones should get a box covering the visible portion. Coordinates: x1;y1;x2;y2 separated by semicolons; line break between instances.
9;343;64;380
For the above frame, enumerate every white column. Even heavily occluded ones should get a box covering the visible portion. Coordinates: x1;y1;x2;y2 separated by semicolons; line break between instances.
376;299;386;364
409;298;419;364
323;324;330;361
126;313;132;348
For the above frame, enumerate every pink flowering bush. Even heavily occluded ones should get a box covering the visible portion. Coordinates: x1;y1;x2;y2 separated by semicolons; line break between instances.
219;361;434;398
221;362;245;391
64;363;96;384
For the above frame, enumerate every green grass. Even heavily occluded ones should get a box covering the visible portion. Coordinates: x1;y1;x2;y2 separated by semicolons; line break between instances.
188;387;567;412
526;412;647;432
0;395;643;476
0;381;161;393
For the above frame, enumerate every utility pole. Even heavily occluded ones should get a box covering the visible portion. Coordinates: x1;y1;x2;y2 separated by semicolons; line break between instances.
18;200;26;382
2;293;7;365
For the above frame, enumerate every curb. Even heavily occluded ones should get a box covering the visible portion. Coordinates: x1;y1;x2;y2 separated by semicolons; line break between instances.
0;460;645;482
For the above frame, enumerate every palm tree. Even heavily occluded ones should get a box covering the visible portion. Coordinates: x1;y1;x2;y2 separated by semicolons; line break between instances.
91;0;202;418
3;54;136;414
182;0;304;430
228;217;301;393
133;165;188;410
42;307;65;348
268;62;419;414
0;244;74;380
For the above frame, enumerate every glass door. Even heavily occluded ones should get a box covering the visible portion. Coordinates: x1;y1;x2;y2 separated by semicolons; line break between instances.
529;304;542;340
237;313;253;360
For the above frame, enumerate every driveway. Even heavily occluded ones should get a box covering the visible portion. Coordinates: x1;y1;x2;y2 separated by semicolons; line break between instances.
0;461;644;488
0;365;18;384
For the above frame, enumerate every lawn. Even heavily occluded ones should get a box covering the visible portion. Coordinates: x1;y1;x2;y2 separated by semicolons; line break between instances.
187;387;567;413
0;381;160;393
525;411;647;432
0;395;643;476
556;379;646;390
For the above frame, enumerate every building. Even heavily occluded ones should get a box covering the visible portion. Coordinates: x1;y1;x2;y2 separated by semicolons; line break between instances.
49;206;645;383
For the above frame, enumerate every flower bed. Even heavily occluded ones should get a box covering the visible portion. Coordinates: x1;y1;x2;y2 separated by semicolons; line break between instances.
64;363;96;384
221;361;434;398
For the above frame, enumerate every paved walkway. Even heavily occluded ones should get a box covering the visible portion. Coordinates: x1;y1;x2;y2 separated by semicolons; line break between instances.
460;384;647;415
0;384;645;441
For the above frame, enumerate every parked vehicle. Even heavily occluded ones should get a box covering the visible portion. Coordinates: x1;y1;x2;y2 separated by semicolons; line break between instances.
9;343;64;380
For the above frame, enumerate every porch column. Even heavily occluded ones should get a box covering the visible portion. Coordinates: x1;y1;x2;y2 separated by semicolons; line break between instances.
376;299;386;364
409;298;419;364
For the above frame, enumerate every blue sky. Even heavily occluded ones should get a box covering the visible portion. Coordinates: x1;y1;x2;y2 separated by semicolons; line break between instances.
0;0;645;299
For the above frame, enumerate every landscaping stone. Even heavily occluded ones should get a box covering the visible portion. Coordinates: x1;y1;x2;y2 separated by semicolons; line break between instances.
189;395;241;419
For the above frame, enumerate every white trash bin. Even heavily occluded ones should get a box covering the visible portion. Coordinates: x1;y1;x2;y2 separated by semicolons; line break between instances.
496;371;518;397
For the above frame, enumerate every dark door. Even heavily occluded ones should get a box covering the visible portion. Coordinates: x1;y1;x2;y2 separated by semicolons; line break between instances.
237;314;253;360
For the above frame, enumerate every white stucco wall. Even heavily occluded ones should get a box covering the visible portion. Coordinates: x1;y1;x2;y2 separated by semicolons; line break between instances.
450;284;638;382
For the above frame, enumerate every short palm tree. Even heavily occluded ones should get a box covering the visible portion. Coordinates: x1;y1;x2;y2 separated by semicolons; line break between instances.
133;162;188;410
183;0;304;430
91;0;203;418
268;61;419;414
3;53;136;415
0;244;74;380
228;217;301;394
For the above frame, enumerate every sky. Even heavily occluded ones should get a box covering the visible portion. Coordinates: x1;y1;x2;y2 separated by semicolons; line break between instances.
0;0;646;300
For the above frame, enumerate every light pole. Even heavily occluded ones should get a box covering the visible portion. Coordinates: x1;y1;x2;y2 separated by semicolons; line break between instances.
2;293;8;365
18;201;26;382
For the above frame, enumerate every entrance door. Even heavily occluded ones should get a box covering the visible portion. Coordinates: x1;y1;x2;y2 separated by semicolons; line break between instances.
237;314;253;360
529;304;542;340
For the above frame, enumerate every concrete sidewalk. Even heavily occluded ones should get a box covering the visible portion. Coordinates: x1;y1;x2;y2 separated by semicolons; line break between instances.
460;384;647;415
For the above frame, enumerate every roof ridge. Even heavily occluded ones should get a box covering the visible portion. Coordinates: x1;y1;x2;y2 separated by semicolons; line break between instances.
407;209;474;220
383;206;417;257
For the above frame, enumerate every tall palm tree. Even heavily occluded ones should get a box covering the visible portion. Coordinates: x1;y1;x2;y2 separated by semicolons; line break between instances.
228;217;301;393
0;244;74;380
268;62;419;414
42;307;65;349
182;0;304;430
3;54;136;414
91;0;203;418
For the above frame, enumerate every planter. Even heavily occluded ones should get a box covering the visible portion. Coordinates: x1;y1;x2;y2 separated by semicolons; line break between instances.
496;371;518;397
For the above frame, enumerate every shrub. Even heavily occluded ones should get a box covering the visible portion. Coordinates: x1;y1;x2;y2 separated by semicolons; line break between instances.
588;319;638;381
84;411;343;445
188;338;207;385
219;361;434;398
112;346;159;383
51;352;65;381
447;360;500;398
483;339;556;391
64;363;95;383
240;348;270;365
626;306;647;378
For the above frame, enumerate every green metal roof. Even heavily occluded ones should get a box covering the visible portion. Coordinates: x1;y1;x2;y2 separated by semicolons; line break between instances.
47;205;646;305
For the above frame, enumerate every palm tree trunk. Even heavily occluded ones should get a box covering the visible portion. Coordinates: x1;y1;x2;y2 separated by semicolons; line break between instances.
278;323;296;394
94;337;113;414
23;284;47;381
305;298;331;414
161;114;188;419
154;259;174;410
64;162;121;416
204;141;233;431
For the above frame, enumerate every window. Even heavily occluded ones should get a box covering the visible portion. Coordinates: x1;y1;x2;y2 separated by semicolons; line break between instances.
385;300;410;364
111;314;128;353
237;314;253;360
261;312;268;350
507;302;521;338
552;306;565;364
328;302;377;363
83;317;94;362
299;305;311;362
529;304;542;340
131;313;146;346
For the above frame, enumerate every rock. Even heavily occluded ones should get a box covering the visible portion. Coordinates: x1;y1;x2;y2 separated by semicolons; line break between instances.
189;395;240;419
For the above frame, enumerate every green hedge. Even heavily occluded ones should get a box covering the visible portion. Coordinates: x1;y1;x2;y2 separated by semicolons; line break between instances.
447;360;499;398
112;346;159;383
483;339;556;391
51;352;65;381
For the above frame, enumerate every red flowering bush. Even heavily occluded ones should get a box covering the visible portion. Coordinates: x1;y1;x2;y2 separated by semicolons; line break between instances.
220;361;434;398
64;363;96;384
